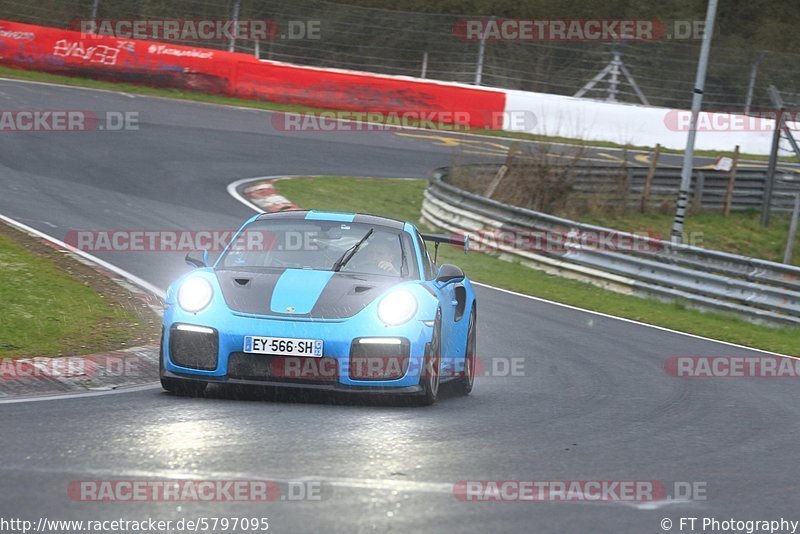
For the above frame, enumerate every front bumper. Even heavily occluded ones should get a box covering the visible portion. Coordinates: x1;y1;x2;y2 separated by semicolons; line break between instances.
161;304;437;390
161;368;423;394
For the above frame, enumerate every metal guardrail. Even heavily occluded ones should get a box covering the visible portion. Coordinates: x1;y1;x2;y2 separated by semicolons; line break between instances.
451;163;800;212
422;167;800;326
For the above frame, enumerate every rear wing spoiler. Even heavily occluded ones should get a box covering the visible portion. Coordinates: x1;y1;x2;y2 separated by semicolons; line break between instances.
421;233;469;262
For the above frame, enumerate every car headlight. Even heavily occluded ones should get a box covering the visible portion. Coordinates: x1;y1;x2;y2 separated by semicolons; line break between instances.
377;290;417;326
178;277;213;313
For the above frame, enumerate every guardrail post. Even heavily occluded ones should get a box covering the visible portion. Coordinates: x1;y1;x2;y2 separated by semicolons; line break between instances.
640;143;660;213
485;166;508;199
228;0;241;52
624;167;634;206
614;152;630;208
484;142;518;198
784;193;800;264
693;171;705;209
723;145;740;217
474;16;493;85
762;107;784;226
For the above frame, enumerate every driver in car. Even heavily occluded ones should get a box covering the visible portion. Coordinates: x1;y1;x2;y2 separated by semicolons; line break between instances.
349;236;402;275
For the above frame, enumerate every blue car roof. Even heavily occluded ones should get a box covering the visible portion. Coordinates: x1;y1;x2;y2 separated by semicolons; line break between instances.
255;210;408;231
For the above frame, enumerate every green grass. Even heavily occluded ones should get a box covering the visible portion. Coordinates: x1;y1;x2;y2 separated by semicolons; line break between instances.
278;177;427;223
0;232;149;358
0;65;787;162
580;209;800;266
275;176;800;355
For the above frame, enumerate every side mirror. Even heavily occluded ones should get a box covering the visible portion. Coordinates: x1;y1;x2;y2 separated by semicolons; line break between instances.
435;263;464;285
185;250;209;268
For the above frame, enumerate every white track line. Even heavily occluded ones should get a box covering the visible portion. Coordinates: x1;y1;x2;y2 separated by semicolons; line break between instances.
470;282;795;358
227;176;798;359
0;213;165;299
227;175;272;213
0;384;162;405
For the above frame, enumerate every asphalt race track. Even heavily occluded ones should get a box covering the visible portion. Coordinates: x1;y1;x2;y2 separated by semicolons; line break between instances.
1;79;799;533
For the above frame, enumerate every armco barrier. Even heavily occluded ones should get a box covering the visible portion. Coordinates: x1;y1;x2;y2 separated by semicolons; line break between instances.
453;163;800;212
0;19;505;128
422;167;800;326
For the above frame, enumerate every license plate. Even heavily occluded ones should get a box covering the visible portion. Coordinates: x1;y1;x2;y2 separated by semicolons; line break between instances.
244;336;323;357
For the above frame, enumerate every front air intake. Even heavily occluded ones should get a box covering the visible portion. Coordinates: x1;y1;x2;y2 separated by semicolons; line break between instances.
349;338;411;380
169;325;219;371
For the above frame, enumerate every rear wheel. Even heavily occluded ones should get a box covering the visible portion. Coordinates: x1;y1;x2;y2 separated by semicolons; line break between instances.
417;309;442;406
161;377;207;397
454;306;476;395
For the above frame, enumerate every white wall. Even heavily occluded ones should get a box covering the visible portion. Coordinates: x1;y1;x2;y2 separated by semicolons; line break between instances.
502;89;796;155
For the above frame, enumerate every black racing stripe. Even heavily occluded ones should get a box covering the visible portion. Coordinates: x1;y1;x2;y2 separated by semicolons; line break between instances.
310;273;398;319
352;213;405;230
216;269;285;315
217;269;403;319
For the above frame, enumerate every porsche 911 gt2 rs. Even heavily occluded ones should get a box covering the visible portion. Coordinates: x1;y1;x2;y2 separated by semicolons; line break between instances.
160;210;476;405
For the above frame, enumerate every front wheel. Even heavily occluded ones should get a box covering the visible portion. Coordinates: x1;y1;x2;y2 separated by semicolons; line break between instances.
416;309;442;406
161;377;207;397
454;306;476;395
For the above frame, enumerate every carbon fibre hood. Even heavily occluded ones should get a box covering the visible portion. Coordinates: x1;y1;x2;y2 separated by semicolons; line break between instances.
215;268;399;319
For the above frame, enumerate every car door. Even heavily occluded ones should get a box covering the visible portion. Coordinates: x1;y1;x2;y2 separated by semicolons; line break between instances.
417;231;461;377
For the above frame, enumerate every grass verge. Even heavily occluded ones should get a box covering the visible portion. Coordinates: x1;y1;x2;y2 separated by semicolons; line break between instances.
580;209;800;266
0;222;160;358
0;65;783;162
275;176;800;355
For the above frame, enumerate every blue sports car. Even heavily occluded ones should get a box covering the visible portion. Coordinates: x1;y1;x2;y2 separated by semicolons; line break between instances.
160;210;476;405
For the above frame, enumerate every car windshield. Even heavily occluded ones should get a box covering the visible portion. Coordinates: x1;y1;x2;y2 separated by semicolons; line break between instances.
218;219;418;278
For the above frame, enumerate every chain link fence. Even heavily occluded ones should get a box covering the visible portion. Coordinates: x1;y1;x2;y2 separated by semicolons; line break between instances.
2;0;800;110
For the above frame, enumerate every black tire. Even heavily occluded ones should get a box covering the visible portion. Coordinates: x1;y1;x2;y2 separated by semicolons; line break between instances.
454;306;476;395
416;309;442;406
160;377;207;397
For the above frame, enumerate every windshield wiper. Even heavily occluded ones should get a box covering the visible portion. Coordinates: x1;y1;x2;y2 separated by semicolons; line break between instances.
332;228;374;272
398;234;408;277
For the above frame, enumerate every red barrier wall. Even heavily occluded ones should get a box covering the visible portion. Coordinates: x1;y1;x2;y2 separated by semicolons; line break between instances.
0;20;505;127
